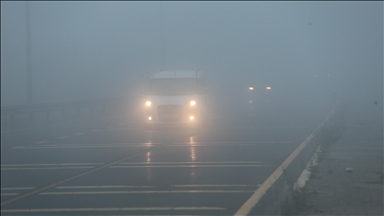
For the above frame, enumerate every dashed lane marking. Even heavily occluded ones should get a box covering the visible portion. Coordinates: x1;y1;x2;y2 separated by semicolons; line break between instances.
173;207;226;210
39;190;255;195
1;207;226;213
53;185;259;189
11;143;159;149
109;164;270;168
27;143;158;147
56;185;156;189
1;193;20;196
169;141;291;146
1;187;35;190
1;163;104;167
0;138;175;207
1;163;104;171
11;145;156;149
176;141;291;144
172;184;261;187
74;132;84;135
1;167;94;171
118;161;266;165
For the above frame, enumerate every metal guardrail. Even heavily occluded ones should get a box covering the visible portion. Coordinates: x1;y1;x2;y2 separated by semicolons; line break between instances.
1;97;127;126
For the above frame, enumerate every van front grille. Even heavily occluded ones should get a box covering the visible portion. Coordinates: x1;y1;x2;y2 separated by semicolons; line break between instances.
157;105;183;122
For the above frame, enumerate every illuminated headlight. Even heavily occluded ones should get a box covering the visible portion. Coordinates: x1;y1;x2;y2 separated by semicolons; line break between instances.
145;101;151;107
148;116;152;120
190;100;196;106
189;116;194;120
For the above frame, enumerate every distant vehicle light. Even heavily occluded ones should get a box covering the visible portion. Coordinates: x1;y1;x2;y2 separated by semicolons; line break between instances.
190;100;196;106
148;116;152;120
189;116;194;120
249;87;254;91
266;86;271;90
146;101;151;106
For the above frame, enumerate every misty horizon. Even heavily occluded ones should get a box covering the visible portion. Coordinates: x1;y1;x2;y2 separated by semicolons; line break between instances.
1;1;382;107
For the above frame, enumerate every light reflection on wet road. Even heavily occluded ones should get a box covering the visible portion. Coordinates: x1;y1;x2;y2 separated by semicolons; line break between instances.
1;104;332;215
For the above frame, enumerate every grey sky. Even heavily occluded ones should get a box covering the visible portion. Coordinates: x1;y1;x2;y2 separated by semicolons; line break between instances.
1;1;382;106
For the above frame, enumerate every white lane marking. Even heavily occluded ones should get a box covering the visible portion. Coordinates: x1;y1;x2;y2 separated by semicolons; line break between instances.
2;167;94;171
40;191;169;195
56;185;156;189
109;165;270;168
11;142;160;149
169;144;285;146
40;190;255;195
170;190;255;193
57;136;68;140
172;184;260;187
35;141;48;144
1;207;226;213
11;145;155;149
30;143;159;147
1;193;20;196
74;133;84;136
174;141;291;145
1;187;35;190
1;163;104;167
174;207;226;210
119;161;266;165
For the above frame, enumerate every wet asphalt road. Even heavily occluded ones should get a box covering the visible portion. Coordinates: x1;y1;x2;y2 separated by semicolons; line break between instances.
1;103;332;215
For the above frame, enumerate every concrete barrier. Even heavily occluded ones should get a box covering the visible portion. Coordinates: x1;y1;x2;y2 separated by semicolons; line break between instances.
235;99;341;216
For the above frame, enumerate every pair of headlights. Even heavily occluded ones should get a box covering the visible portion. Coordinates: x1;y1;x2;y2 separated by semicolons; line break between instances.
145;100;196;107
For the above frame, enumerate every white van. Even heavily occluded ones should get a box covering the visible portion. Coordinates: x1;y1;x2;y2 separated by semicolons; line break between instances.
143;69;208;129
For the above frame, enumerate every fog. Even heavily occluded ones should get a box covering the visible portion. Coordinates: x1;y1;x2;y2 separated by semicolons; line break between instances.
1;2;382;111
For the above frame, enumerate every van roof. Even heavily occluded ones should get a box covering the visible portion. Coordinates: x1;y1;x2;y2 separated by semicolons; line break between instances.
152;70;203;79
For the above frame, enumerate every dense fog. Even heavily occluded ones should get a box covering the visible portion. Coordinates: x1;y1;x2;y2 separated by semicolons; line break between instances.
1;2;382;112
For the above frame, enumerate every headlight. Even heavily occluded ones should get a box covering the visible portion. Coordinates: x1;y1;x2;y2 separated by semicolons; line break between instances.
145;101;151;107
190;100;196;106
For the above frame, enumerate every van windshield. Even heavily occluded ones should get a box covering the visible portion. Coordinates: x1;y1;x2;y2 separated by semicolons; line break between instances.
148;78;198;95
